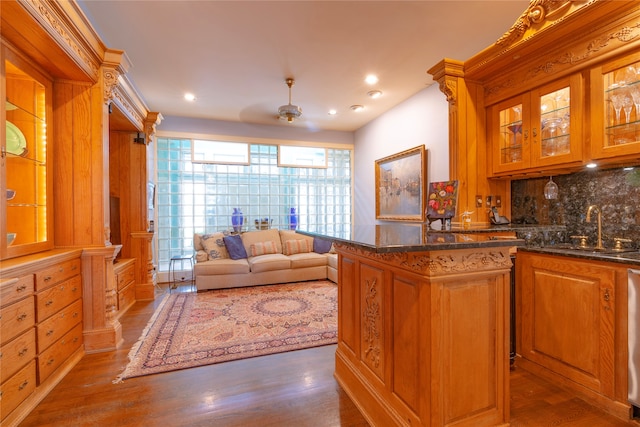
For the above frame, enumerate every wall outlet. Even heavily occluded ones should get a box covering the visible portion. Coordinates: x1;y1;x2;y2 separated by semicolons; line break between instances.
495;195;502;207
476;195;483;208
486;195;492;207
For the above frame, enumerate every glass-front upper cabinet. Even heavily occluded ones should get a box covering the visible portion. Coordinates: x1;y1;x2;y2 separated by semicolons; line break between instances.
1;46;53;259
489;74;583;176
590;51;640;160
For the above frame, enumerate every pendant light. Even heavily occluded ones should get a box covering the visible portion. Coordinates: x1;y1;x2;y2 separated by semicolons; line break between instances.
544;176;558;200
278;78;302;123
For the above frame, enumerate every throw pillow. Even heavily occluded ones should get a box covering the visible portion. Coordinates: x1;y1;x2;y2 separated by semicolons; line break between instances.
284;239;310;255
313;238;333;254
223;235;248;260
201;232;229;260
249;240;278;257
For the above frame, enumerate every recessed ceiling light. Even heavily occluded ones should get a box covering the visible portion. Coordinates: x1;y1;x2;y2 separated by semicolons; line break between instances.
350;105;364;112
367;90;382;99
365;74;378;85
184;93;196;101
328;109;337;116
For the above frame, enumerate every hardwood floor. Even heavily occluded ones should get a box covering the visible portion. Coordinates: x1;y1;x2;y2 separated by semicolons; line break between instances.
18;284;640;427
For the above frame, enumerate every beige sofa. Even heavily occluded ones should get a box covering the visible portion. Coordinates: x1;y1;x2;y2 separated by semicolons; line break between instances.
193;229;337;291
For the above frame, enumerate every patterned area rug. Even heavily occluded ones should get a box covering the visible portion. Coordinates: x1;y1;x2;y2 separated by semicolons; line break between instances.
115;280;337;381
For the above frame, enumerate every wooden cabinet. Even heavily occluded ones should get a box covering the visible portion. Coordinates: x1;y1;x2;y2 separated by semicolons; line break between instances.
114;258;136;317
0;253;84;426
590;50;640;162
516;251;630;419
335;244;512;426
1;46;53;260
0;275;36;422
488;74;583;176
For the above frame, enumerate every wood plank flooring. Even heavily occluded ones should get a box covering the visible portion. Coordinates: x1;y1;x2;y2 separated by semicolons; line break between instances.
17;284;640;427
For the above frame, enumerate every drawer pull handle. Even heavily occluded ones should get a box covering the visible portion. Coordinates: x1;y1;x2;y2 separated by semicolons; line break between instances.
19;380;29;390
604;288;611;302
16;284;27;292
72;265;77;270
0;352;2;359
46;329;54;336
44;275;53;282
18;348;28;357
72;287;78;292
45;300;54;306
17;313;28;321
58;267;63;272
73;337;79;343
47;358;55;365
73;312;79;318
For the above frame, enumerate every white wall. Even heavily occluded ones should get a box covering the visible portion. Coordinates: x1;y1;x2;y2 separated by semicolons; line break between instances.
353;84;449;225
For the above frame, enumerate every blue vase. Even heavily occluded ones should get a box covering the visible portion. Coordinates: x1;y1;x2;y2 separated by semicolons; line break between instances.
289;208;298;230
231;208;243;233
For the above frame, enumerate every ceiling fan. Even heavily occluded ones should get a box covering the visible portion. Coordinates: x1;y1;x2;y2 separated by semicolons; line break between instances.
277;78;302;123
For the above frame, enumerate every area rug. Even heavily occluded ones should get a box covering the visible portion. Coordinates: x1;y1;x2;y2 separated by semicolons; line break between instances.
114;280;337;381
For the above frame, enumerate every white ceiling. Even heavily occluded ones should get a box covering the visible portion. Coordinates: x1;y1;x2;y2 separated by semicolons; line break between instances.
77;1;529;132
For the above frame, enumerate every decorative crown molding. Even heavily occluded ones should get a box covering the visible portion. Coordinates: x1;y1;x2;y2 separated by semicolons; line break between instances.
496;0;573;48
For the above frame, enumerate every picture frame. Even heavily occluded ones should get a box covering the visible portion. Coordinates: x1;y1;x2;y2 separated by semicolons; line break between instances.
375;145;428;221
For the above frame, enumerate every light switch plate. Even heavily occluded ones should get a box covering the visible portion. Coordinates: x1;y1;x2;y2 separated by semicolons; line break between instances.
476;195;483;208
486;195;492;207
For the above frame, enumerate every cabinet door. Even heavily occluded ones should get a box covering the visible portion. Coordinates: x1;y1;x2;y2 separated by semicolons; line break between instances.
530;75;583;168
518;253;615;397
488;74;583;176
488;93;531;174
590;51;640;161
1;46;53;260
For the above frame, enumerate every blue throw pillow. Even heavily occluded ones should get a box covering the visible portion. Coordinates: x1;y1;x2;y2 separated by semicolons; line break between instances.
313;238;333;254
223;235;248;260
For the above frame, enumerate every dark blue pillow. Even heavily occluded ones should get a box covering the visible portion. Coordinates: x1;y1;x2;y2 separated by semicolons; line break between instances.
313;238;333;254
223;235;248;260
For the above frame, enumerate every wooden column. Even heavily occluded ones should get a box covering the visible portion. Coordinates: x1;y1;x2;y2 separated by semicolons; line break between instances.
81;245;123;353
131;231;155;300
428;59;510;224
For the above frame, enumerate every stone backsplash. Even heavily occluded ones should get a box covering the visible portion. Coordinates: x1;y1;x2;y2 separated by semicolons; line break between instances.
511;167;640;249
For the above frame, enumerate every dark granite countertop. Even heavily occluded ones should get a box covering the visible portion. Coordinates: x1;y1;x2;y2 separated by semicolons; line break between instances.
518;245;640;266
434;224;567;234
298;224;523;254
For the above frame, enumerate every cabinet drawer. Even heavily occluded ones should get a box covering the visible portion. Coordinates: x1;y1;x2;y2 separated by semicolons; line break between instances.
37;299;82;352
0;297;35;345
36;275;82;321
1;328;36;383
38;323;83;384
0;275;34;308
117;264;135;291
35;258;81;291
118;282;136;312
0;360;36;421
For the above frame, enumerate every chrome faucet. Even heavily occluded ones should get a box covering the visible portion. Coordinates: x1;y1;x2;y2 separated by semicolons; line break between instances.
586;205;604;250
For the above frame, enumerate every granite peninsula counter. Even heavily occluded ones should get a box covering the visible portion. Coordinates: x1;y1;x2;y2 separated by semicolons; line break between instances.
300;224;523;427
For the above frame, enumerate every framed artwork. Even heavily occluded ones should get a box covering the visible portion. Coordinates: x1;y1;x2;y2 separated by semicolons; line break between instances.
375;145;428;221
426;180;458;219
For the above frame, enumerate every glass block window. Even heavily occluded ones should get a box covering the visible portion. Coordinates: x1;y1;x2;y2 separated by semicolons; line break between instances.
155;138;353;274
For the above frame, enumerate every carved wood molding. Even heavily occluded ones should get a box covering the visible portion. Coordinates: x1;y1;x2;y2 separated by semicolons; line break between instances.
21;0;102;81
525;21;640;81
438;77;457;106
362;277;381;369
496;0;574;48
336;244;512;276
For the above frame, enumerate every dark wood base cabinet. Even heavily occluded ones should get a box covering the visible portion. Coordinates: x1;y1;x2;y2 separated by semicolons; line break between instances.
334;243;512;427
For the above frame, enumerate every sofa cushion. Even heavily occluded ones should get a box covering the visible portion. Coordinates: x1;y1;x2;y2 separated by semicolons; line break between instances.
289;252;328;269
194;258;250;275
313;237;333;254
223;235;248;260
249;240;278;256
326;253;338;269
248;254;291;273
241;229;283;255
283;239;311;255
195;250;208;263
201;232;229;260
